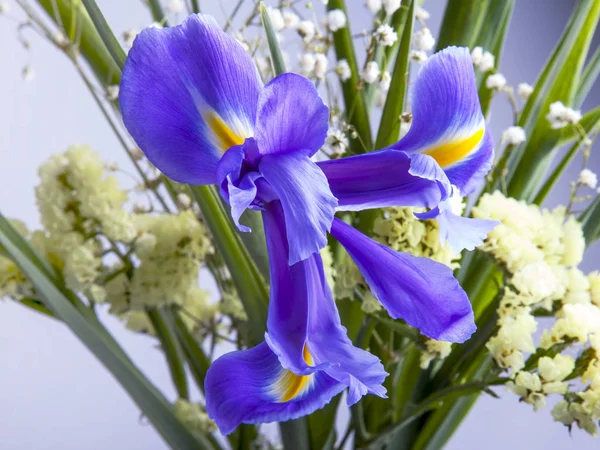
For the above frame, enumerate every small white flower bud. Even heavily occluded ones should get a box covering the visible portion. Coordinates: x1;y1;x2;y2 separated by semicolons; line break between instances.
327;9;347;31
267;7;285;32
177;193;192;208
410;50;428;62
283;11;299;29
374;24;398;47
22;66;35;82
297;20;316;41
479;51;495;72
578;169;598;189
166;0;185;14
502;126;526;145
361;61;380;84
383;0;401;15
415;7;430;21
336;59;352;82
314;53;328;79
413;28;435;52
379;71;391;92
486;73;507;90
106;85;120;101
299;53;316;75
518;83;534;101
365;0;382;13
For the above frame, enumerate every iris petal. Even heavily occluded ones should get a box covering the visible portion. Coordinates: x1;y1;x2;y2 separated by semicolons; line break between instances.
255;73;329;158
263;201;388;397
317;150;443;211
435;204;499;253
120;14;261;185
390;46;492;195
331;218;475;343
260;153;338;265
205;342;344;435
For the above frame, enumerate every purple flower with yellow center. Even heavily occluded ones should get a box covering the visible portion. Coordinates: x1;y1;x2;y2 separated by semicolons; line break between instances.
119;13;494;433
319;46;499;253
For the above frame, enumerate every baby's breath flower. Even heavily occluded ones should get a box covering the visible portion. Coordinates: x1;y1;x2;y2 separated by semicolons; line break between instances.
471;47;495;72
518;82;534;100
415;6;431;21
502;126;526;145
486;73;507;90
546;101;582;129
166;0;185;14
365;0;382;13
123;28;138;49
326;128;349;156
410;50;428;62
383;0;401;15
106;85;119;101
314;53;328;79
335;59;352;81
176;192;192;209
22;66;35;82
374;24;398;47
299;53;316;74
361;61;380;84
578;169;598;189
413;28;435;52
327;9;347;31
297;20;316;41
267;7;285;32
379;71;391;92
283;11;299;29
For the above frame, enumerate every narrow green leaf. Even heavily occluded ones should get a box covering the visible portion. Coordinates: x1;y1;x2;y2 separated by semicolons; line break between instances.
36;0;121;86
533;108;600;205
504;0;600;200
374;0;413;149
236;210;270;281
81;0;126;71
19;297;56;318
172;310;210;394
580;195;600;244
191;0;201;13
0;217;213;450
327;0;373;153
147;308;189;399
435;0;491;51
148;0;169;26
574;45;600;108
280;420;311;450
190;185;268;346
260;2;286;75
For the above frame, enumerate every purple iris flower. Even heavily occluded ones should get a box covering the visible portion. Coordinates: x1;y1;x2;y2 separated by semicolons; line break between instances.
318;46;499;253
119;13;495;434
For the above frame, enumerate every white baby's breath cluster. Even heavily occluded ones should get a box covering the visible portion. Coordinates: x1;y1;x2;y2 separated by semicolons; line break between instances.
410;6;434;63
474;191;600;434
546;101;582;129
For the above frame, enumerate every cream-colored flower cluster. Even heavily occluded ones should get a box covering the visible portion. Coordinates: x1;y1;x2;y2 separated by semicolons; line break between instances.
0;220;36;300
174;399;216;434
474;191;600;435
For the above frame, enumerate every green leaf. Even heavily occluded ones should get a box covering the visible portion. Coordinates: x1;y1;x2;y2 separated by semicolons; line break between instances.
172;309;210;393
81;0;126;71
190;185;268;346
580;194;600;244
148;0;169;26
574;45;600;108
435;0;491;51
0;216;214;450
533;107;600;205
36;0;121;86
190;0;201;13
147;308;189;399
260;2;286;75
503;0;600;200
374;0;414;149
327;0;373;153
280;420;311;450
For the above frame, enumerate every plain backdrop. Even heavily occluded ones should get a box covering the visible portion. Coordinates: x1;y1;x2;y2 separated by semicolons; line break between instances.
0;0;599;449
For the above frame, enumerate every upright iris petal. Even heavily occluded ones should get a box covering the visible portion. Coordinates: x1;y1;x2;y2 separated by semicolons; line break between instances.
121;15;335;261
317;46;497;252
206;202;387;434
120;14;260;184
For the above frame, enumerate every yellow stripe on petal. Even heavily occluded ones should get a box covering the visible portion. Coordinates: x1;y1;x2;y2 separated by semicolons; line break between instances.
204;111;246;152
273;345;315;403
424;128;485;168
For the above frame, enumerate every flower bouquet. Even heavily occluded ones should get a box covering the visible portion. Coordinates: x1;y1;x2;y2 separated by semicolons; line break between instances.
1;0;600;448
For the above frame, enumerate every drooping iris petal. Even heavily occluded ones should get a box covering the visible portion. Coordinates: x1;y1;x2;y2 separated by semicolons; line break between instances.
205;341;345;435
391;46;492;195
263;201;388;396
120;14;261;185
260;153;338;265
317;150;443;211
433;203;499;253
255;73;329;158
331;218;475;343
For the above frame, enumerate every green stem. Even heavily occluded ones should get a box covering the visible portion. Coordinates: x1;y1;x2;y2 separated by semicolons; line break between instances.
148;0;169;26
147;308;189;400
81;0;126;70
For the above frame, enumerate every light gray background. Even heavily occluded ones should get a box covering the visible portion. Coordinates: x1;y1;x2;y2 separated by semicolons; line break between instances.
0;0;599;449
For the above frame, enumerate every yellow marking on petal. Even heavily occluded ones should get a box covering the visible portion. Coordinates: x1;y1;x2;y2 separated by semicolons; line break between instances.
205;111;245;151
275;345;314;403
424;128;485;168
